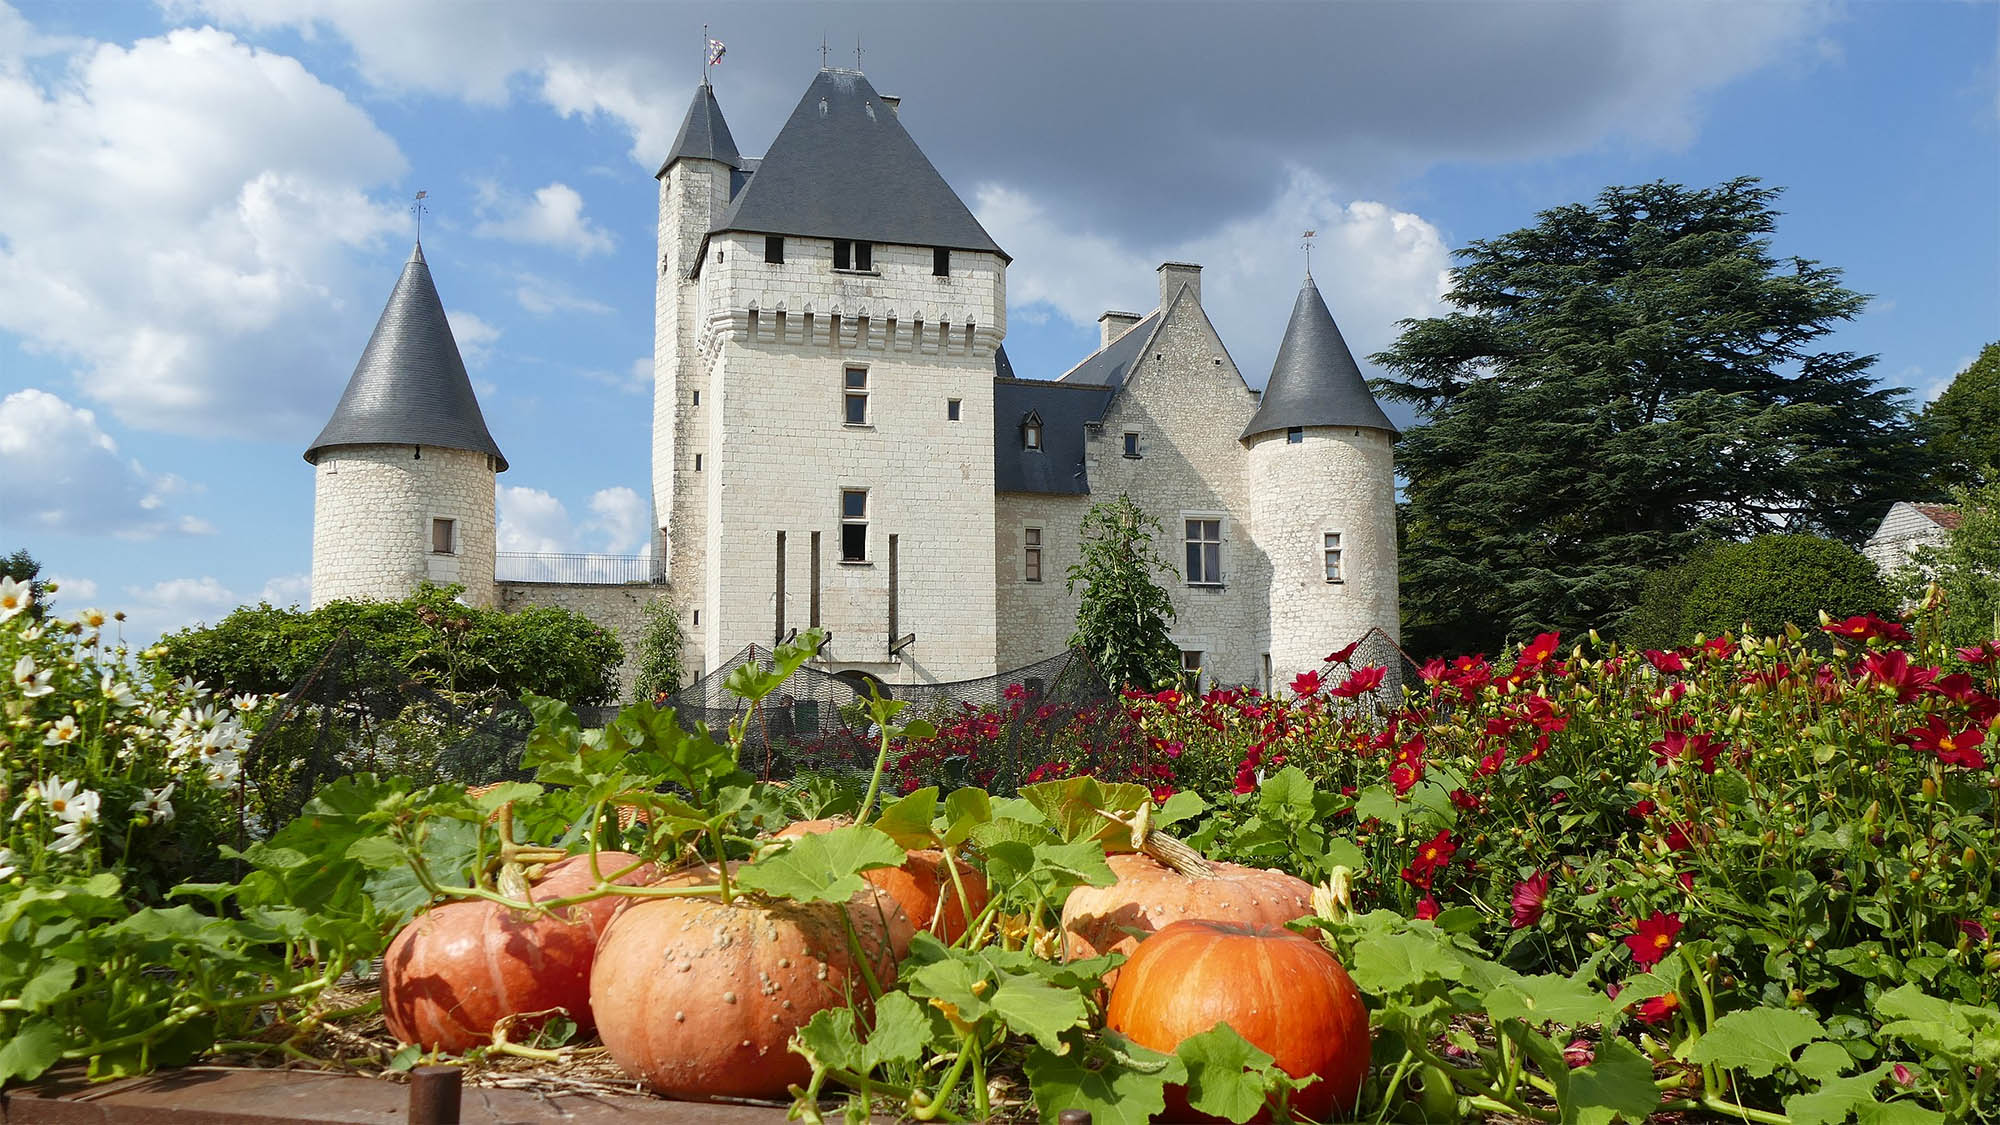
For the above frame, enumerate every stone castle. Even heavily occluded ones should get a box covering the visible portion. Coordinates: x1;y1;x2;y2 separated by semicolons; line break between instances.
306;66;1401;695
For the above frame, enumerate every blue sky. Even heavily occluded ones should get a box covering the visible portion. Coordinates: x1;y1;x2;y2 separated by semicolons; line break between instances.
1;1;1994;648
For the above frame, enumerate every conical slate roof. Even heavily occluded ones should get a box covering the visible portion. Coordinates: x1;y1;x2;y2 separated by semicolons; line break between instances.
1242;277;1396;441
713;69;1007;259
304;243;507;470
655;83;741;177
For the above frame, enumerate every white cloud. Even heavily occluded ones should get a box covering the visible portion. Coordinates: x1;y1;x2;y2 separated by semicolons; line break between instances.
43;575;98;601
586;486;649;554
495;485;571;554
258;572;310;607
123;575;239;640
445;310;500;369
473;181;613;257
0;389;212;537
497;483;651;557
0;19;407;436
976;168;1453;385
513;272;614;317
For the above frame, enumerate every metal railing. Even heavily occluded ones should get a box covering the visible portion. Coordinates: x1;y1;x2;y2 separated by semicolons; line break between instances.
494;552;661;585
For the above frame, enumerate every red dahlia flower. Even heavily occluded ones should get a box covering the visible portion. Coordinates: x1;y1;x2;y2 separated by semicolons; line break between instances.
1511;871;1550;928
1634;992;1682;1026
1414;896;1440;921
1290;670;1321;696
1823;613;1913;644
1624;911;1684;968
1957;641;2000;665
1325;640;1361;665
1644;649;1686;674
1329;665;1388;699
1899;717;1989;770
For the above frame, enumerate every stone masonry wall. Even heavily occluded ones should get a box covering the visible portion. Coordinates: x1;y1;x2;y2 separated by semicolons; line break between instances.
995;492;1092;669
311;444;495;609
497;581;670;702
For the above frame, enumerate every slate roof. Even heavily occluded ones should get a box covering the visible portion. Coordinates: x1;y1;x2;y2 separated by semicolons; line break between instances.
711;69;1007;259
1055;311;1158;390
656;83;741;176
1242;277;1396;441
305;243;507;470
994;379;1113;495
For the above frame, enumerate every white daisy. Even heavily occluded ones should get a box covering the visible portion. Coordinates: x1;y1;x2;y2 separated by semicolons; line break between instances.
12;655;54;698
131;783;175;823
204;751;241;789
0;846;16;879
45;778;99;825
43;715;82;747
231;693;260;712
50;820;91;855
79;608;106;628
100;673;138;710
0;576;30;621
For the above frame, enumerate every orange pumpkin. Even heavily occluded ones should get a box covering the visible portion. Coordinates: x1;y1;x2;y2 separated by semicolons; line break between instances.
1061;852;1313;980
589;892;905;1100
381;850;658;1051
776;818;989;944
1107;920;1371;1122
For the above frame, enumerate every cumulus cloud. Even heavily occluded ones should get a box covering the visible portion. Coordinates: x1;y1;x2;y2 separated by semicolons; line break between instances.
513;272;614;317
473;181;614;257
0;17;407;436
257;572;311;608
122;575;239;641
495;485;572;554
497;483;651;555
0;389;213;537
977;168;1453;388
445;310;501;369
42;575;98;602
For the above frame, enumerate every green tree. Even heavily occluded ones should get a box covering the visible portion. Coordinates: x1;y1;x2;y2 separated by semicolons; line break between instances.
1919;341;1999;492
632;596;686;702
1901;481;2000;653
1374;178;1922;654
1620;534;1890;649
1066;495;1182;690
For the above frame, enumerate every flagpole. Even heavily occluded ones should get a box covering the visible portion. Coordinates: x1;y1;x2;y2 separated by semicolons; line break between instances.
702;23;709;87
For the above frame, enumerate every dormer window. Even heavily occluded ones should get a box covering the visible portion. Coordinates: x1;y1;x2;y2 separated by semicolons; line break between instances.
833;239;873;272
1022;411;1043;451
933;247;950;276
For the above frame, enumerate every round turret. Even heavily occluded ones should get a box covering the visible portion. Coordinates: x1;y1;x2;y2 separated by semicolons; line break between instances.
306;243;505;608
1244;278;1400;687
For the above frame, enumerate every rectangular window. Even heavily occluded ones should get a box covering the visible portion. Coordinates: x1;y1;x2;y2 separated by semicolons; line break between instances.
692;390;699;405
947;398;961;421
841;489;868;562
1180;650;1204;691
833;239;851;270
431;517;455;555
694;454;703;471
1324;531;1344;582
855;241;873;271
765;235;785;264
1024;420;1042;450
1287;427;1304;444
933;247;950;276
1024;527;1043;582
844;367;868;425
1185;518;1222;584
1123;431;1141;458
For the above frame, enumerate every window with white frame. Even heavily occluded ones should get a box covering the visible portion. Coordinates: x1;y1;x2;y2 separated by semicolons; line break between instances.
843;367;868;425
1323;531;1344;582
1024;527;1043;582
1185;518;1222;585
1022;412;1043;450
840;490;868;562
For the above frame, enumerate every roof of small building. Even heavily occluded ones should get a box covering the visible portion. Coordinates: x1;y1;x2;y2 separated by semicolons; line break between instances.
305;243;507;470
1913;502;1964;530
1055;311;1159;390
656;83;742;177
994;378;1114;495
1241;277;1396;441
711;69;1007;259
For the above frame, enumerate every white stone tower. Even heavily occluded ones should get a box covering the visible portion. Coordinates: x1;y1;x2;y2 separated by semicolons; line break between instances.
1243;276;1400;685
305;243;507;608
654;69;1009;683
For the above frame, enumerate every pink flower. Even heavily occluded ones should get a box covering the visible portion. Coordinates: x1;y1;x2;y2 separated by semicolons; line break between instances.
1624;911;1684;968
1563;1039;1595;1069
1634;993;1682;1026
1290;670;1322;696
1414;896;1440;921
1892;1064;1915;1088
1644;649;1686;674
1511;871;1550;928
1956;641;2000;665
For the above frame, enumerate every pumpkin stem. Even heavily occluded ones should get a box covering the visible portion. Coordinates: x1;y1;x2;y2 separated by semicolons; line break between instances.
1096;804;1216;877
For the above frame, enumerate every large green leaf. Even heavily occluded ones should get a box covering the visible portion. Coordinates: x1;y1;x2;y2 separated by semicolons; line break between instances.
989;973;1088;1051
735;824;904;904
1026;1033;1183;1125
874;788;939;850
1688;1008;1826;1079
0;1018;63;1083
1563;1036;1660;1125
1787;1067;1947;1125
1347;929;1464;994
1484;972;1613;1028
1175;1023;1299;1124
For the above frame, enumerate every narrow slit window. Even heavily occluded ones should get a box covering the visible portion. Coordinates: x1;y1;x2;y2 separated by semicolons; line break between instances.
694;454;703;471
1123;432;1140;458
1323;531;1344;582
431;518;455;555
765;235;785;264
844;367;868;425
1185;519;1222;584
933;247;950;276
840;490;868;562
947;398;961;421
1024;527;1042;583
692;390;699;406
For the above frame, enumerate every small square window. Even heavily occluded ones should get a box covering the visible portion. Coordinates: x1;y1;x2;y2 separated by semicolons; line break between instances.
765;235;785;264
1123;432;1140;458
1287;427;1304;444
948;398;961;421
844;367;868;425
1324;531;1344;582
933;247;950;276
1025;527;1042;583
431;517;455;555
840;490;868;562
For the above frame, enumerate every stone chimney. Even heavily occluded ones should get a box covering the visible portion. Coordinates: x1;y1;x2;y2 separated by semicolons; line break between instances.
1158;261;1201;308
878;94;900;117
1098;310;1142;349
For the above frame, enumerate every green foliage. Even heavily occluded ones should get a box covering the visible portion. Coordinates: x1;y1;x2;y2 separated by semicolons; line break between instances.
1066;495;1182;690
631;596;685;702
1375;177;1924;655
1919;341;1999;492
1901;481;2000;654
1620;534;1890;649
1;548;48;620
156;582;623;712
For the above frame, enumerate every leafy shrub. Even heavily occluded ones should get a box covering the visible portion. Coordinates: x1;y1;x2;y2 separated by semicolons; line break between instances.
1902;481;2000;656
1622;534;1889;649
632;597;685;703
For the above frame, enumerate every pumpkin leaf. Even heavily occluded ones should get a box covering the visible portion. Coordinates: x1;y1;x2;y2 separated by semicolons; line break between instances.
1688;1008;1827;1079
1027;1031;1183;1125
1347;929;1464;995
794;992;929;1075
1155;789;1207;828
874;788;939;850
15;959;77;1013
1175;1023;1309;1124
863;990;931;1067
989;972;1089;1051
1786;1066;1946;1125
1559;1036;1660;1125
736;825;905;904
1486;972;1618;1028
0;1017;62;1084
1021;777;1152;843
907;951;994;1025
939;787;993;848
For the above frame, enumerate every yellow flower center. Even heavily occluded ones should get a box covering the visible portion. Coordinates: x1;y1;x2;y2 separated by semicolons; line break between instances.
1940;735;1957;752
50;799;66;813
1653;933;1672;951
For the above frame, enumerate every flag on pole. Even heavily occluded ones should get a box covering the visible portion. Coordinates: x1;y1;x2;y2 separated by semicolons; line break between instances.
707;38;726;66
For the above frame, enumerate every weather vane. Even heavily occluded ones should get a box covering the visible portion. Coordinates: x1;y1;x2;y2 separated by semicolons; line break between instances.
1302;229;1317;276
412;191;429;241
855;36;863;71
820;34;830;68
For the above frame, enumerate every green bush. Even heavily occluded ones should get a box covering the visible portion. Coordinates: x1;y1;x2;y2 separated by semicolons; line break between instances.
1620;534;1889;648
156;583;622;714
632;597;685;702
1902;480;2000;654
